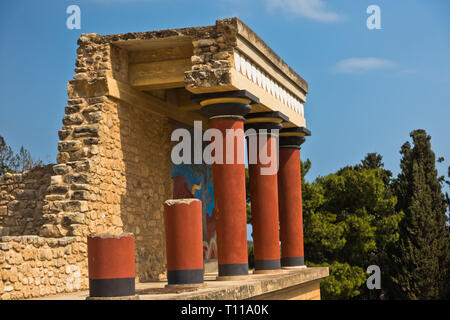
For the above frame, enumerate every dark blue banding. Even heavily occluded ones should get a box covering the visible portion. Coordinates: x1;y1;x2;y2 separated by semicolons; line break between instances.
244;122;282;131
167;269;204;285
281;256;305;267
202;103;251;119
89;277;135;297
218;263;249;276
254;259;281;270
279;136;305;147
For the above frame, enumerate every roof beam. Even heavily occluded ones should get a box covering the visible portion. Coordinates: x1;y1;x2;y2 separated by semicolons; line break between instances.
128;58;191;90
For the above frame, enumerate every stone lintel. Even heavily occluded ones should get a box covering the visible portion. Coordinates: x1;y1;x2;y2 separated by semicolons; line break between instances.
79;17;308;129
67;77;207;127
97;18;307;93
234;18;308;94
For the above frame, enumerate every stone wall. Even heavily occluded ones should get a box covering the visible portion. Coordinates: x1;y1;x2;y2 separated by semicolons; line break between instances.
0;165;54;237
88;95;172;281
1;32;173;299
0;20;243;299
37;34;116;239
64;34;173;281
185;19;237;90
0;236;87;300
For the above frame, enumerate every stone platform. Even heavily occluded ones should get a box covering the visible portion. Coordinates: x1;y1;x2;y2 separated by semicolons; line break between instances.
29;267;328;300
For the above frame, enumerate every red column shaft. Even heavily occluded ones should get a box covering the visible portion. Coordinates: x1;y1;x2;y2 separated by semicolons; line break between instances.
87;233;135;297
164;199;204;285
209;118;248;277
278;147;305;266
248;135;281;271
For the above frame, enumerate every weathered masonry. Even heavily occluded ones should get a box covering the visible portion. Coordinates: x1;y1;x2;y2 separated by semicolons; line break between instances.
0;17;327;300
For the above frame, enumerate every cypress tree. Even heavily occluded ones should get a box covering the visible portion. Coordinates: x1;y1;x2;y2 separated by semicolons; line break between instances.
389;129;449;299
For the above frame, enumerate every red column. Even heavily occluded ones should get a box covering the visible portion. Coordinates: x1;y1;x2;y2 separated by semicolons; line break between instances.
87;233;135;297
210;117;249;278
278;128;310;267
191;90;258;279
164;198;204;286
244;111;288;274
278;147;305;267
248;134;281;273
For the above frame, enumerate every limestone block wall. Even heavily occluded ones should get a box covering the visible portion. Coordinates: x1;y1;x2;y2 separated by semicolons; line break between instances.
66;33;173;280
88;95;172;281
0;20;245;298
50;33;173;282
37;34;118;239
0;236;87;300
0;165;53;237
1;32;173;299
185;18;237;90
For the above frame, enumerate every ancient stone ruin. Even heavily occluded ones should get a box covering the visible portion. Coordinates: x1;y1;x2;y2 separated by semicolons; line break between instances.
0;18;327;300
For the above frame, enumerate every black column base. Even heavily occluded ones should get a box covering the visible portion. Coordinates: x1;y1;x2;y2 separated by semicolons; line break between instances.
281;256;305;267
218;263;249;276
89;277;135;297
167;269;204;285
254;259;281;270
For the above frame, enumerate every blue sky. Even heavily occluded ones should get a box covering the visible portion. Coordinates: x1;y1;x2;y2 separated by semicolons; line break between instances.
1;0;449;186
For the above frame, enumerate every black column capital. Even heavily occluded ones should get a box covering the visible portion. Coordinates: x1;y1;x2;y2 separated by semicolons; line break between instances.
279;127;311;148
244;111;288;131
190;90;259;120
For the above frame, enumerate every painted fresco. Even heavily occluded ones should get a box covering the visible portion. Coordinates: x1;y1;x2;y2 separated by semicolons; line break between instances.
171;163;217;260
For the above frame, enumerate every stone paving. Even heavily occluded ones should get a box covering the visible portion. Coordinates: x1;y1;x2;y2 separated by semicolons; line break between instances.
29;267;328;300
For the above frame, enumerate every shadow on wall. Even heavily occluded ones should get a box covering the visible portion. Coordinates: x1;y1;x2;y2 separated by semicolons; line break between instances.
116;97;173;282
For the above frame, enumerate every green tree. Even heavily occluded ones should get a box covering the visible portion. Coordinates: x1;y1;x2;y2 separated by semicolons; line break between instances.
309;261;366;300
359;152;393;188
15;146;42;172
0;135;42;175
389;129;449;299
360;152;384;169
0;135;18;175
445;165;450;299
303;154;402;299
